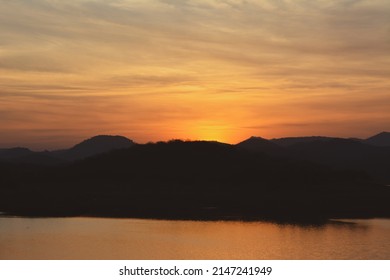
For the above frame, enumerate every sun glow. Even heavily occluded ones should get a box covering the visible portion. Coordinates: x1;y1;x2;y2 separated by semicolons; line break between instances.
187;122;232;143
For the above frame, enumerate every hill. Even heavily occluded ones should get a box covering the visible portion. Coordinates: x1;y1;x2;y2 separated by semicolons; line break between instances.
271;136;339;147
238;135;390;183
0;135;135;164
0;147;33;161
0;140;388;222
53;135;135;161
365;132;390;147
236;136;286;156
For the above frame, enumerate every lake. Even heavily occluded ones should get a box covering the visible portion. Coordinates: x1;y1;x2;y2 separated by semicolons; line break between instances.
0;217;389;259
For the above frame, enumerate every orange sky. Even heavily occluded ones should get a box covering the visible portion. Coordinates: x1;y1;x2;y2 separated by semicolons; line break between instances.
1;0;389;149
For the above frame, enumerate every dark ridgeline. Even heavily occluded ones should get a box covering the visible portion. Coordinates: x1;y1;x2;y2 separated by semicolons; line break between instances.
0;147;34;159
0;135;134;165
0;133;389;223
240;135;390;183
52;135;135;161
365;132;390;147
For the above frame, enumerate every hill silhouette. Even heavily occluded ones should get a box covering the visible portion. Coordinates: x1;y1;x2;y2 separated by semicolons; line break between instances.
0;147;33;160
237;136;286;156
237;136;390;182
365;132;390;147
287;138;390;181
0;138;389;223
271;136;339;147
0;135;135;164
53;135;135;161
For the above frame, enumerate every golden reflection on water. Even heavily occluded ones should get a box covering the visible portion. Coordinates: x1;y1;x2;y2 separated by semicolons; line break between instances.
0;217;389;259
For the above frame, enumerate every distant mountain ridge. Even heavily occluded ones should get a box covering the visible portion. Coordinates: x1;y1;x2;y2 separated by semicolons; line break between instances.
270;136;340;147
0;135;135;164
0;147;33;159
0;132;389;182
365;132;390;147
268;132;390;147
1;138;389;222
53;135;134;161
237;136;285;156
237;133;390;182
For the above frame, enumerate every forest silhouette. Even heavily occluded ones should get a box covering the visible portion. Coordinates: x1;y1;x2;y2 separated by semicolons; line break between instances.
0;133;389;223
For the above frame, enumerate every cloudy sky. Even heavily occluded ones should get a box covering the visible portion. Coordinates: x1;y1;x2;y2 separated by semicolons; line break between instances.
1;0;389;149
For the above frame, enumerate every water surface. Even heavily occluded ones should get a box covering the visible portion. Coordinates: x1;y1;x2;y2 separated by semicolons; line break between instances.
0;217;389;259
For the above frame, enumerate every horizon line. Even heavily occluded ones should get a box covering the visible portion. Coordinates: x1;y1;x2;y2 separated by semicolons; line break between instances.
1;131;388;152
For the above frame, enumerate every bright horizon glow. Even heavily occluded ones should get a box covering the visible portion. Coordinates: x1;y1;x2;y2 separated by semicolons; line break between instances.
1;0;389;149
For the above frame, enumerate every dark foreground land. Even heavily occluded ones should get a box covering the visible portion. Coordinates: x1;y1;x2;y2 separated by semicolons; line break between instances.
0;138;389;223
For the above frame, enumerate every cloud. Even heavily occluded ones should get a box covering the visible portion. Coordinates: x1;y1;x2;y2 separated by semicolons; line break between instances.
0;0;389;147
2;1;389;78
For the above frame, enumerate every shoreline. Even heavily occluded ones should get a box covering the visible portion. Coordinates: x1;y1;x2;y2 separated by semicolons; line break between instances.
2;212;389;226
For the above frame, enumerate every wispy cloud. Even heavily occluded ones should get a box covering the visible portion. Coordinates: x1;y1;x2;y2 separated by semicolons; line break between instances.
0;0;389;147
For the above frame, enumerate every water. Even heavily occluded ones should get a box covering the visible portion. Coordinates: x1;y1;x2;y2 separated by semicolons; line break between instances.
0;217;389;259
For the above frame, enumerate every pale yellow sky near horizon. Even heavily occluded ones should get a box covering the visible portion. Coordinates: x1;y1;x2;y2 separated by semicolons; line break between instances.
1;0;389;149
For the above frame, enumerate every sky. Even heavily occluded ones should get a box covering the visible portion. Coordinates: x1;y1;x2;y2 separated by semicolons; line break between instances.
1;0;389;149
